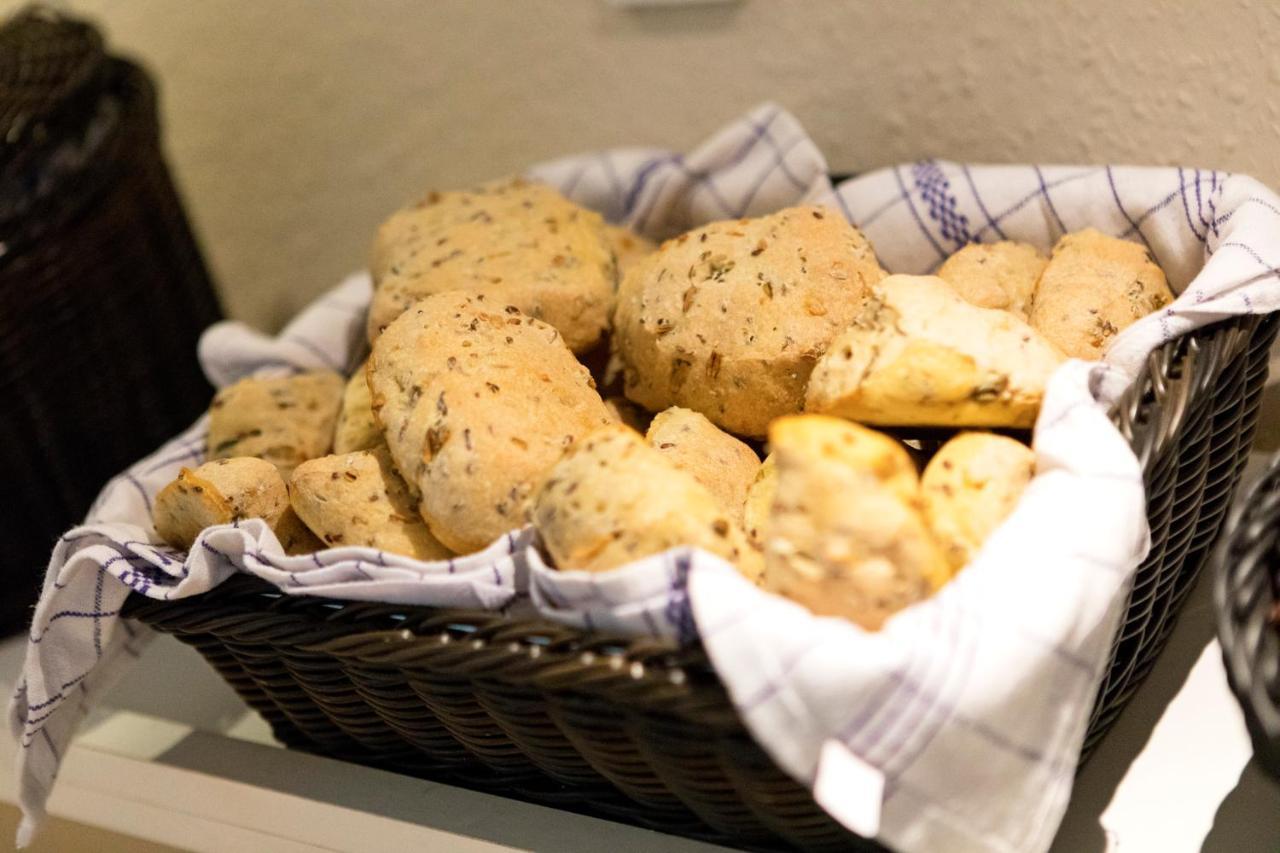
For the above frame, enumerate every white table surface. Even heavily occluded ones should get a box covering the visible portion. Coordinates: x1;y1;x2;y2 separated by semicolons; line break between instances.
5;378;1280;853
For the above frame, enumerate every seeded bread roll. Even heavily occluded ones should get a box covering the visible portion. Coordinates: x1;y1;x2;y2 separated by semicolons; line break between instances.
762;416;948;631
153;457;289;550
805;275;1066;428
936;241;1046;320
534;425;762;580
921;432;1035;573
333;361;382;454
604;223;656;284
765;412;918;503
369;293;613;553
1028;228;1175;359
646;407;760;522
289;446;452;560
208;371;344;477
613;206;885;437
742;453;777;546
367;178;615;353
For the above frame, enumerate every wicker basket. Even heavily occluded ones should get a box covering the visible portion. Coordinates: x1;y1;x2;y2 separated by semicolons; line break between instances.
1215;444;1280;780
0;8;222;633
119;310;1278;850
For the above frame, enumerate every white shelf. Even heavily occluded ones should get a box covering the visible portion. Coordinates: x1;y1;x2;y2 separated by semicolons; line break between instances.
0;663;729;852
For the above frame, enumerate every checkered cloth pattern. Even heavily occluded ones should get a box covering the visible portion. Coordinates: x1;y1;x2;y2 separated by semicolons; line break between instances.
6;273;531;846
12;103;1280;852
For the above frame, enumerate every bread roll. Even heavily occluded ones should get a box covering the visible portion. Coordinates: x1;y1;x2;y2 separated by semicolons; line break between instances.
333;362;382;454
742;453;777;547
762;415;947;630
646;407;760;522
765;411;918;503
937;240;1046;319
1028;228;1174;359
272;507;325;556
604;223;656;284
289;446;452;560
534;425;761;580
921;432;1035;573
367;178;615;353
208;371;344;477
368;292;613;553
806;275;1065;428
613;206;885;437
154;457;289;550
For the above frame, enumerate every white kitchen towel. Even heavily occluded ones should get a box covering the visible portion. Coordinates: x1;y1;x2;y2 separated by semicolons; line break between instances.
12;103;1280;853
6;272;530;846
524;107;1280;852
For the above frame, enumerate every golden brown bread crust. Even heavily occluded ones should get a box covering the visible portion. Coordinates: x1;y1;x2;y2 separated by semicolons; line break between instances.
761;416;948;631
936;240;1046;319
367;178;615;353
272;507;325;556
289;446;452;560
604;223;656;285
332;362;383;454
805;275;1066;428
921;432;1035;573
742;453;777;546
612;205;885;437
207;371;344;477
368;292;613;554
1028;228;1174;359
153;457;289;550
646;407;760;523
533;425;761;580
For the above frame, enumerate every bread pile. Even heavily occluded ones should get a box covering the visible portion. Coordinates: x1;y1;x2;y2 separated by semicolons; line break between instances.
153;177;1173;631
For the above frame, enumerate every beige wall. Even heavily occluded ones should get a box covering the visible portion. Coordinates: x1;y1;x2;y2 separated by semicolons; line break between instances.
11;0;1278;331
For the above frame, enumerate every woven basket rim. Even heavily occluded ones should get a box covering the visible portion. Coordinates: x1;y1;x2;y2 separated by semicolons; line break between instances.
118;312;1276;850
124;310;1272;715
1215;444;1280;776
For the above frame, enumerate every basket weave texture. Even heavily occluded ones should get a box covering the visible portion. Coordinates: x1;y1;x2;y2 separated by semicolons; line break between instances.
1215;441;1280;779
0;8;222;634
123;310;1279;849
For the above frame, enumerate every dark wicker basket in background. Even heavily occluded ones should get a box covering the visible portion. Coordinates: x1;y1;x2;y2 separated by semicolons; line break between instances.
0;8;222;634
1215;447;1280;779
123;310;1279;850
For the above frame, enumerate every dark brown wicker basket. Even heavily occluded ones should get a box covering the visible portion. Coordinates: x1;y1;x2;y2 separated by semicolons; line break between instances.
1215;447;1280;779
0;8;222;633
120;310;1279;850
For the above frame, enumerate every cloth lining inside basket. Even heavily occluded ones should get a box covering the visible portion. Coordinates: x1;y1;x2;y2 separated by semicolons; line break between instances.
12;103;1280;853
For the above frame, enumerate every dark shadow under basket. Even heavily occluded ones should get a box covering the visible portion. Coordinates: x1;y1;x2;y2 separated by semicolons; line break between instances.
121;311;1279;850
1215;447;1280;779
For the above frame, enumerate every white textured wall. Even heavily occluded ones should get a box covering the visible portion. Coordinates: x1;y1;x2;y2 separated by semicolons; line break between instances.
13;0;1280;330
